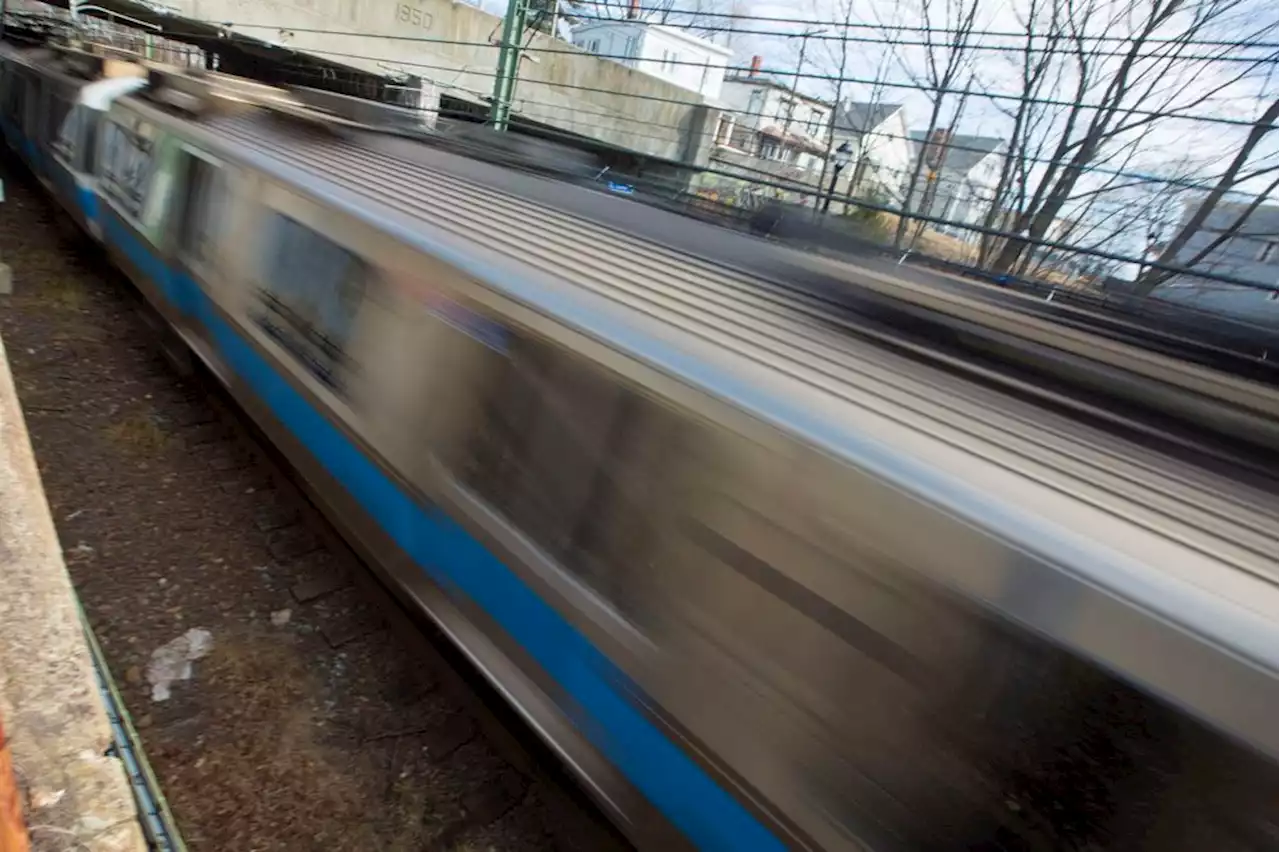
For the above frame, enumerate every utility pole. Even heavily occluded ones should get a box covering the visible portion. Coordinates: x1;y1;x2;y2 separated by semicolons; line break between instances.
781;27;825;139
489;0;531;131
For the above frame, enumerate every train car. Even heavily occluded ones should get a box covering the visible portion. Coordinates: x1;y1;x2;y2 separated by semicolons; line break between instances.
0;44;48;170
0;46;148;239
45;57;148;240
6;59;1278;852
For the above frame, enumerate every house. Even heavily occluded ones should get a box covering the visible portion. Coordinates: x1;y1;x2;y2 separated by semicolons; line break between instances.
698;66;837;209
1148;200;1278;326
902;129;1004;238
830;100;911;205
571;20;733;99
714;70;833;175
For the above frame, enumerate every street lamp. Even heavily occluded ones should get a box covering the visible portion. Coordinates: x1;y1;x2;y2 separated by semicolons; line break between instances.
822;141;854;214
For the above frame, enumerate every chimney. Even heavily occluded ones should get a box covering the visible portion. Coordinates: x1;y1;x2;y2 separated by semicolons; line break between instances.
627;0;640;19
749;55;762;77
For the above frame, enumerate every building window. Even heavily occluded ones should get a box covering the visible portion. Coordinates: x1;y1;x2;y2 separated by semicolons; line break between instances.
715;115;733;145
588;39;600;53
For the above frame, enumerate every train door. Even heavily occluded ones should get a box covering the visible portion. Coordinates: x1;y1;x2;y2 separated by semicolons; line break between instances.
170;145;231;288
96;108;170;292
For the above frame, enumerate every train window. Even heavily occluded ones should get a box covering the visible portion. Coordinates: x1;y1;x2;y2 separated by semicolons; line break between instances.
458;332;620;564
46;94;71;147
560;389;691;607
459;329;686;605
177;152;227;267
252;212;367;395
4;75;24;125
52;105;82;165
81;113;99;174
98;118;155;220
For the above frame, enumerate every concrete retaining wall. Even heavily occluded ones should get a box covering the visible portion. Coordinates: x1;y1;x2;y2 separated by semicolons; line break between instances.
0;333;146;852
152;0;718;161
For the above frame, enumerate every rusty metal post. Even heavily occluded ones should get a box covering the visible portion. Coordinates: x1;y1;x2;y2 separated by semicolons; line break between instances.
0;714;31;852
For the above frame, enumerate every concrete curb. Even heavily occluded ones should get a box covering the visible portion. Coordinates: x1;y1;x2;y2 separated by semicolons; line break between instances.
0;332;146;852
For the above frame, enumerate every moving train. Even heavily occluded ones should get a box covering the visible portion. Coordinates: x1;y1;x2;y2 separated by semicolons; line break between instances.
1;44;1276;852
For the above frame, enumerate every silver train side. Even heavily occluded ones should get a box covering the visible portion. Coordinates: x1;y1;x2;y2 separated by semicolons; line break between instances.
1;49;1275;852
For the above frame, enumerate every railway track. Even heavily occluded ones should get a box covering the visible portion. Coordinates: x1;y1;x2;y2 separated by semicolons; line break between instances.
0;160;630;852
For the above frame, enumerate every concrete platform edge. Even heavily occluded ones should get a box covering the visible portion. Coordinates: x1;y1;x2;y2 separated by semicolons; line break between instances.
0;331;147;852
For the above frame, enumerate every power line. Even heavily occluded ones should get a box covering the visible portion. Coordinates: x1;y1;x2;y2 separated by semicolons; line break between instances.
16;10;1275;286
564;3;1279;49
194;24;1278;130
567;11;1280;59
258;53;1273;210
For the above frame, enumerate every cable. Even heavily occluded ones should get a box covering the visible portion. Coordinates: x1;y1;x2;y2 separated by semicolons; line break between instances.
561;3;1279;49
172;26;1279;131
567;11;1280;59
245;69;1272;289
136;22;1275;203
17;11;1276;287
219;19;1279;64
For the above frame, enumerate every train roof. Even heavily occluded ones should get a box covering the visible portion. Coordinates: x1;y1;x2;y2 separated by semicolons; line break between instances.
114;94;1279;758
78;74;148;110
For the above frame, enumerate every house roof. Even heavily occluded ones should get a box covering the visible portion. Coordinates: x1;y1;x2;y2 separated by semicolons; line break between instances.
722;74;832;109
1182;200;1279;239
572;21;734;56
834;101;903;134
908;131;1003;174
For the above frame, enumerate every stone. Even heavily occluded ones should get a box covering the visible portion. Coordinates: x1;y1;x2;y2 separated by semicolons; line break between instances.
289;569;349;603
0;335;146;850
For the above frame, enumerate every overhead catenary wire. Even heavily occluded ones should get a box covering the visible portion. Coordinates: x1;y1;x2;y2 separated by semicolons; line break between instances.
179;29;1277;205
234;67;1276;291
18;8;1277;290
566;10;1280;59
186;25;1279;131
563;1;1280;45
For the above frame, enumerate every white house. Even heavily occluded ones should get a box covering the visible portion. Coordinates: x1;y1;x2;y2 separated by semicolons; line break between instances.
903;129;1005;238
715;72;833;174
571;21;732;100
830;100;911;205
1149;200;1279;326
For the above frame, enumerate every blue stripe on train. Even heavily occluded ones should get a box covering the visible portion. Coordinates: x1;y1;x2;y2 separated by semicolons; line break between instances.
102;217;787;852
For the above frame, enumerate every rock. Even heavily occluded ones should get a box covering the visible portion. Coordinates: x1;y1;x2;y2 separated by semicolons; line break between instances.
146;628;214;702
270;608;292;627
124;666;142;684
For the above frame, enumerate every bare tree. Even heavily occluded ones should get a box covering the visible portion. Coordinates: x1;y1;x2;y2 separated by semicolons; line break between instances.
973;0;1065;267
1132;98;1278;293
810;3;909;214
884;0;983;250
1021;156;1196;283
987;0;1279;276
574;0;731;34
811;0;855;216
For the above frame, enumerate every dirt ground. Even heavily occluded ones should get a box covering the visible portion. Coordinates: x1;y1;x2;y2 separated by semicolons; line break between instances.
0;163;627;852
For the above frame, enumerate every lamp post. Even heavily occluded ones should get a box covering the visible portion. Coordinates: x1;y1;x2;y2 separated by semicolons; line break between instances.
822;141;853;214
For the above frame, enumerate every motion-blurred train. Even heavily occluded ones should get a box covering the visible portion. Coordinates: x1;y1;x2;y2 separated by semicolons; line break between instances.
1;43;1275;852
